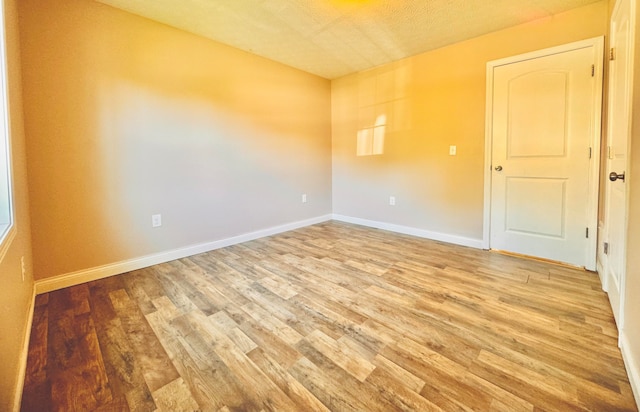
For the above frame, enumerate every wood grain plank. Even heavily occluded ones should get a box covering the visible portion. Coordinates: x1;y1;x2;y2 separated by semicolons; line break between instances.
109;288;180;393
151;377;199;412
185;310;300;411
304;330;376;382
21;222;637;412
247;347;330;412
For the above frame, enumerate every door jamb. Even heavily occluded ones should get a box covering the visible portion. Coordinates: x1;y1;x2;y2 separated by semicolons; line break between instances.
482;36;604;271
602;0;636;332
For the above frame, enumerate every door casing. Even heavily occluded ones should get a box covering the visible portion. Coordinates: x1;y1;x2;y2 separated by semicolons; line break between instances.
600;0;635;331
483;37;604;271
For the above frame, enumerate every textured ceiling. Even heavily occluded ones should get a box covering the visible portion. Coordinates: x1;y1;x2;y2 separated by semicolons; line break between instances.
95;0;603;79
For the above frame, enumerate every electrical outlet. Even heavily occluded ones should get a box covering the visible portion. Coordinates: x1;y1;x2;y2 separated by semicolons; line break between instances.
302;194;307;203
21;256;25;282
449;145;457;155
152;214;162;228
389;196;396;206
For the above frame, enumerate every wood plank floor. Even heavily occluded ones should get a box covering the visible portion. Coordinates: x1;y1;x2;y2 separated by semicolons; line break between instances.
21;221;638;411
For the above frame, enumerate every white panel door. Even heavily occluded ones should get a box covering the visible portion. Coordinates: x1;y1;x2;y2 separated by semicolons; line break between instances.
604;0;634;326
489;44;600;268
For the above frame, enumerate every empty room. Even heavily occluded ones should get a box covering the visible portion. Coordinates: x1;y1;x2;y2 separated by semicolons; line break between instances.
1;0;640;410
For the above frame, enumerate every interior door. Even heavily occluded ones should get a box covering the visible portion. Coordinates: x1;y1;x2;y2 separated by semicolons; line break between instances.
489;43;601;268
604;0;634;326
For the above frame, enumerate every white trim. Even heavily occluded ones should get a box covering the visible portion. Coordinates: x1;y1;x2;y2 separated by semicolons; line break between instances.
482;59;493;250
597;220;608;291
620;329;640;410
35;215;332;294
617;0;636;334
13;285;36;412
602;0;636;331
332;214;483;249
0;0;15;266
0;221;15;262
483;36;604;270
587;36;605;272
34;213;483;293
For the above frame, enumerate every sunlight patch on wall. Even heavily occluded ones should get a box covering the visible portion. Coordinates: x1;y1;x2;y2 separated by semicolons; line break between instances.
355;61;411;156
357;114;385;156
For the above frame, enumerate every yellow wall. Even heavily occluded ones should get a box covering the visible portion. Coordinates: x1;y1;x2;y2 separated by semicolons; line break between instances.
12;0;638;407
332;1;608;240
19;0;332;279
0;0;34;408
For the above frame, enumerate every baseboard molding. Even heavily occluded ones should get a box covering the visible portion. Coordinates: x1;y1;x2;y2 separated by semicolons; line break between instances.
331;214;483;249
35;214;332;294
13;285;36;412
620;330;640;410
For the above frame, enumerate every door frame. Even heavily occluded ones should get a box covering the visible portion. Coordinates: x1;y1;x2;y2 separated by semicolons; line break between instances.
600;0;636;331
482;37;605;271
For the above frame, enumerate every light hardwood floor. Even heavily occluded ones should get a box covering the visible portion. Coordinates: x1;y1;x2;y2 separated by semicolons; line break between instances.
21;221;638;411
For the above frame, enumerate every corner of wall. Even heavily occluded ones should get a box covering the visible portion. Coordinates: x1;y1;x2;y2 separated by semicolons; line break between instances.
35;214;333;294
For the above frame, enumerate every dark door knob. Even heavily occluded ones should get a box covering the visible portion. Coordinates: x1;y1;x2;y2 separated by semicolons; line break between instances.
609;171;625;182
495;165;503;171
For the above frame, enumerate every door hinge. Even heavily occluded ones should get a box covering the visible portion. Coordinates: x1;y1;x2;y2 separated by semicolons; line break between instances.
604;242;609;255
586;227;589;238
589;147;592;159
591;64;595;77
610;48;615;61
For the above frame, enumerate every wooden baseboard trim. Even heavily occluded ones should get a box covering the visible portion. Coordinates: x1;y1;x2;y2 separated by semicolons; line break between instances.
620;330;640;411
35;214;333;294
13;285;36;412
331;214;483;249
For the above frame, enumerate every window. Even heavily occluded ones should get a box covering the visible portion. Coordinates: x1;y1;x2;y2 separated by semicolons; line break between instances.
0;0;13;254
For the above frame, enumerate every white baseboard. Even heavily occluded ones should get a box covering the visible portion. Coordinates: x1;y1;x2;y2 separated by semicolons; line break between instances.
35;214;332;294
620;330;640;411
331;214;483;249
13;285;36;412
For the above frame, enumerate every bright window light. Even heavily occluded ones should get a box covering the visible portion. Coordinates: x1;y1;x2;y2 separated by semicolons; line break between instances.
0;0;14;251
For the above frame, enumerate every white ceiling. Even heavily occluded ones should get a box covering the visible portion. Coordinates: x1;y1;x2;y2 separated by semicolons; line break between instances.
95;0;602;79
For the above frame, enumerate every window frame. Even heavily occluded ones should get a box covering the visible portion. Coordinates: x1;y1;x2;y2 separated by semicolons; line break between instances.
0;0;15;263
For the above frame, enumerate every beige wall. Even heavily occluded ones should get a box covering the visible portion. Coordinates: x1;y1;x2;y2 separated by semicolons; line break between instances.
19;0;332;280
332;1;608;241
0;0;33;408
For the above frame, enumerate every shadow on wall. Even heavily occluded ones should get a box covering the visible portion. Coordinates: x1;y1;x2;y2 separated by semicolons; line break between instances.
22;0;331;277
94;77;313;257
91;67;329;263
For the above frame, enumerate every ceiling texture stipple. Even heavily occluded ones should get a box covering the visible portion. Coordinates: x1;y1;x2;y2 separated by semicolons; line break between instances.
94;0;602;79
